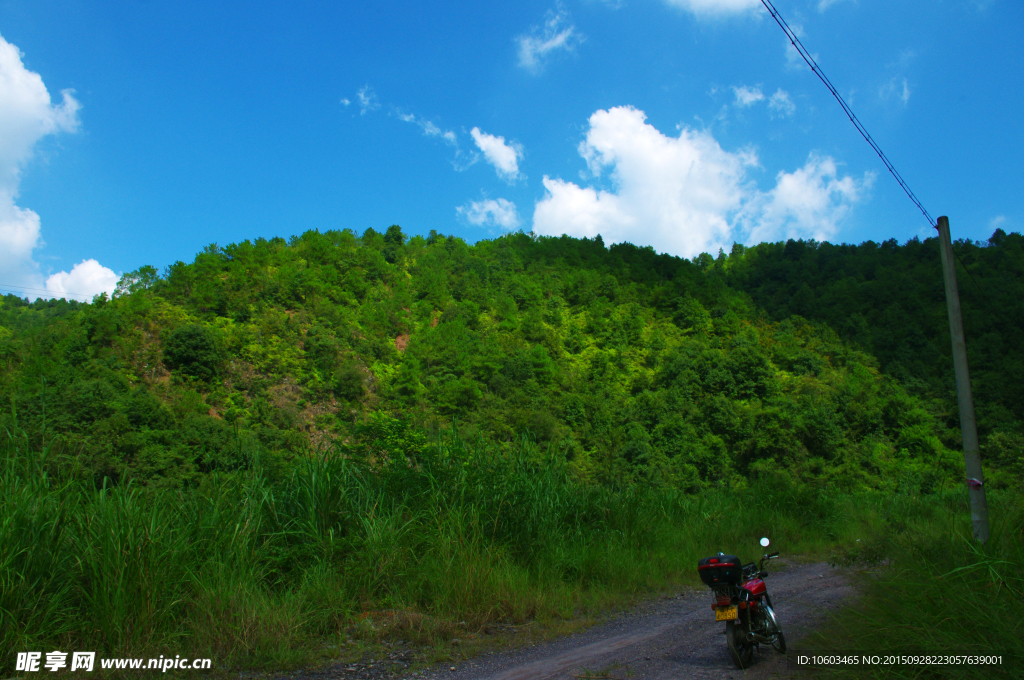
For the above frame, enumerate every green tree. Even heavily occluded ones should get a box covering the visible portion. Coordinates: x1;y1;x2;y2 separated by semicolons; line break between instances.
163;324;223;382
114;265;160;298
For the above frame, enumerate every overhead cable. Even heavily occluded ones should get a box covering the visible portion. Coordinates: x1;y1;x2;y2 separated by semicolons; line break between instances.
0;282;96;301
758;0;936;228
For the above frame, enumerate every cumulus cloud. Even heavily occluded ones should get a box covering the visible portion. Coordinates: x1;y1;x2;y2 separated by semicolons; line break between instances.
732;85;764;107
533;106;753;256
0;33;118;301
817;0;851;10
357;86;379;114
532;106;871;257
740;155;874;244
768;88;796;117
45;259;119;300
516;6;583;73
470;127;523;182
661;0;762;18
457;198;521;230
0;197;45;292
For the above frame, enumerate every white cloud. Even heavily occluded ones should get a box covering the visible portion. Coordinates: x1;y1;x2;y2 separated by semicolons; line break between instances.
470;127;523;182
728;85;794;117
532;106;870;257
423;121;458;146
768;88;796;117
457;198;521;230
45;259;118;300
661;0;762;18
732;85;764;107
533;106;753;256
0;194;45;290
357;86;379;115
516;6;583;73
397;110;458;146
0;38;80;186
989;215;1006;229
880;76;910;105
394;109;472;170
0;33;117;301
740;155;874;244
340;97;351;107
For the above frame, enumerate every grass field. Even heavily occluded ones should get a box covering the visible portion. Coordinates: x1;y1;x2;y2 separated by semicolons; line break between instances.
2;426;1020;678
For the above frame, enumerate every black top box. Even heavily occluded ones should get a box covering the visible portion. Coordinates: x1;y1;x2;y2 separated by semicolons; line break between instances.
698;554;743;587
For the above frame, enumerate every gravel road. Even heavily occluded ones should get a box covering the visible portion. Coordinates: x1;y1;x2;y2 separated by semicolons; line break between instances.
271;560;856;680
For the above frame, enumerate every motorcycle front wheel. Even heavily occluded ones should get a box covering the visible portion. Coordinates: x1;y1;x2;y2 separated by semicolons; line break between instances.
763;602;786;653
726;620;754;669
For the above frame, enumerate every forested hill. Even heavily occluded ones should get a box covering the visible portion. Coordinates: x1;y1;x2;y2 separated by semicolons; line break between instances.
717;231;1024;463
2;227;1021;490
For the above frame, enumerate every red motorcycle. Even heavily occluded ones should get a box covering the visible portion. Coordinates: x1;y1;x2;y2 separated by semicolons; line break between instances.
698;537;786;668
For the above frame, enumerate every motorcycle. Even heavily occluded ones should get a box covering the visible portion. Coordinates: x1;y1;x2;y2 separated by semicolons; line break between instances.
698;537;786;668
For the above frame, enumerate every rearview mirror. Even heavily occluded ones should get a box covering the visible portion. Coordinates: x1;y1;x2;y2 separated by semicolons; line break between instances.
759;537;770;547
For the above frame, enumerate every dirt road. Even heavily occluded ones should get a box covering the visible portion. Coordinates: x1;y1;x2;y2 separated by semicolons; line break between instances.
274;561;856;680
414;560;855;680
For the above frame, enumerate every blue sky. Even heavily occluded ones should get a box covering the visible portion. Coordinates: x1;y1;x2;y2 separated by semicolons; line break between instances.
1;0;1020;301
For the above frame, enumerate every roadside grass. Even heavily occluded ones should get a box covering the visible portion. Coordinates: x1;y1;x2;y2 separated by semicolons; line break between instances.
3;425;1017;678
803;488;1024;679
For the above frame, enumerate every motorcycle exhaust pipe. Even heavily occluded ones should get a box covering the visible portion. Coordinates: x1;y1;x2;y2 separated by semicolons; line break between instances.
745;632;772;644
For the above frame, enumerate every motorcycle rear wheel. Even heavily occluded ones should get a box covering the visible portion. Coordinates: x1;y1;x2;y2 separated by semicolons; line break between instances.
726;621;754;669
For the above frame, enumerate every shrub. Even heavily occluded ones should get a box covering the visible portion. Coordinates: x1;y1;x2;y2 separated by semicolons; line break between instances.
333;364;365;401
163;324;223;381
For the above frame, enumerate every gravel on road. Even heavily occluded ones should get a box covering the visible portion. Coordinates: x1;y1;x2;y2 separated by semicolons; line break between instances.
267;560;857;680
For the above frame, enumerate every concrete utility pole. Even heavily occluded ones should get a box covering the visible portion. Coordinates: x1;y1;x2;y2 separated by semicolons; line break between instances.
935;216;990;543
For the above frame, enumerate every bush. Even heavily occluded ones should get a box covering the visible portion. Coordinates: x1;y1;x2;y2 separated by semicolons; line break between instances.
163;324;223;381
333;364;365;401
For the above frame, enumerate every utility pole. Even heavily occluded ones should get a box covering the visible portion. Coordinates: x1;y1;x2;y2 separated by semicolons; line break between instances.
935;216;989;543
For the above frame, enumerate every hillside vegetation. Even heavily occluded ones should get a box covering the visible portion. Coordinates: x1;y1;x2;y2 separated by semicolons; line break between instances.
720;230;1024;477
2;227;1022;676
5;227;1021;491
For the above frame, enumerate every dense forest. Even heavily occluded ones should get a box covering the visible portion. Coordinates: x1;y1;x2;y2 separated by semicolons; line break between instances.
720;232;1024;463
2;226;1021;491
4;227;1023;674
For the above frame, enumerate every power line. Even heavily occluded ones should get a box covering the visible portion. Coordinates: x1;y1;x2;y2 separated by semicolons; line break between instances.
758;0;935;228
0;282;97;302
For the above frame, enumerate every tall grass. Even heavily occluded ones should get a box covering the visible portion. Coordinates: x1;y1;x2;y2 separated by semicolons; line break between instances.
2;424;1015;676
809;489;1024;679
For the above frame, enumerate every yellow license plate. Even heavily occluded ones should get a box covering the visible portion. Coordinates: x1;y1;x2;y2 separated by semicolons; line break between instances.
715;605;738;621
